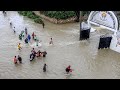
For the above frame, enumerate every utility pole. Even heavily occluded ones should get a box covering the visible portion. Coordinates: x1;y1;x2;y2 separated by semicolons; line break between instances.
79;11;83;40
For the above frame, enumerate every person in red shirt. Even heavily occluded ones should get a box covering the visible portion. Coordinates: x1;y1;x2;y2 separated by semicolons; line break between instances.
65;65;72;74
14;56;17;64
32;32;35;39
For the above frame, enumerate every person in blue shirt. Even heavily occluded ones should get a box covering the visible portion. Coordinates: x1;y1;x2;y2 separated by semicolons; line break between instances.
27;34;31;42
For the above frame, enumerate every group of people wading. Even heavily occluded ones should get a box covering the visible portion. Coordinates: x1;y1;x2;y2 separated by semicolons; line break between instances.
30;48;47;61
4;11;73;74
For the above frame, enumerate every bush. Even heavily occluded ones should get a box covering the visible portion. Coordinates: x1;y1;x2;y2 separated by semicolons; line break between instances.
18;11;43;24
42;11;76;20
34;17;43;24
82;11;91;16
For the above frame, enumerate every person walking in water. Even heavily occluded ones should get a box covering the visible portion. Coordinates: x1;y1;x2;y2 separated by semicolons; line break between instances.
27;34;31;42
43;51;47;57
17;55;22;64
32;32;35;39
31;48;35;53
19;34;22;40
49;38;53;45
3;11;5;14
42;22;45;28
25;27;27;35
13;56;17;64
43;64;47;72
36;39;39;46
13;27;16;33
18;43;22;50
36;50;41;57
65;65;72;74
10;21;12;28
25;38;28;44
3;11;6;16
31;48;36;54
30;48;36;61
30;53;34;61
21;30;24;38
34;35;37;41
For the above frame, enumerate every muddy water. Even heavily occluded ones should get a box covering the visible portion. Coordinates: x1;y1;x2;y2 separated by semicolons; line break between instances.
0;11;120;79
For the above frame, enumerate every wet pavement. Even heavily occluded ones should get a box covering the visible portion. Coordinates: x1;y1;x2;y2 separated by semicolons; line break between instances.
0;11;120;79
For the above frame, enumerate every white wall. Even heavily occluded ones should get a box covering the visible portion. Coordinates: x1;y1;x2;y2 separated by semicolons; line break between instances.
110;35;120;53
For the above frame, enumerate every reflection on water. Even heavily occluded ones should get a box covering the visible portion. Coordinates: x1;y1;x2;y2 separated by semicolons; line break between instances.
0;11;120;79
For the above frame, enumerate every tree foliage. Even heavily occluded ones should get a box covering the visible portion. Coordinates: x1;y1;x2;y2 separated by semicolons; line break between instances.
41;11;76;20
18;11;43;24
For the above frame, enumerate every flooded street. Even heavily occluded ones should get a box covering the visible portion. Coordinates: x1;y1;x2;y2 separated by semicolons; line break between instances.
0;11;120;79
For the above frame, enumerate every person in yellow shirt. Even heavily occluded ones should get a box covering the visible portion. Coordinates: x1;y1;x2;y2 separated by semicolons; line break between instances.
18;43;22;50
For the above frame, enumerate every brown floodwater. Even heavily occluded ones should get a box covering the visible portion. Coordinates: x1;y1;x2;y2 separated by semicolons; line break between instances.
0;11;120;79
